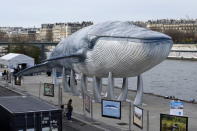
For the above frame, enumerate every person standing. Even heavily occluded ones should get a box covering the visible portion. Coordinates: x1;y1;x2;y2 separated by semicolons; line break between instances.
66;99;73;120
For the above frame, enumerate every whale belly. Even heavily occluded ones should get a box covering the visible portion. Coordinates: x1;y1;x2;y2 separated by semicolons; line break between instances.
73;38;172;77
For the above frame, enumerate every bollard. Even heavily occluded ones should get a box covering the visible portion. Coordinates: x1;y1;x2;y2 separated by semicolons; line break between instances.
147;110;149;131
129;102;132;131
11;75;14;88
83;94;85;116
90;97;93;120
39;82;41;99
58;84;63;107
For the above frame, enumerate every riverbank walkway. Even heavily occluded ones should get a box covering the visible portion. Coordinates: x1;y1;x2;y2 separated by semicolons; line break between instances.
0;82;119;131
1;74;197;131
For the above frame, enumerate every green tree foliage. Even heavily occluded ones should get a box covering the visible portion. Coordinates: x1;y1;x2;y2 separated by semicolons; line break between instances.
8;35;41;64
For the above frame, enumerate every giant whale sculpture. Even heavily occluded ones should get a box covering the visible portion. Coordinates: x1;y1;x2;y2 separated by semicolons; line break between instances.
16;21;173;105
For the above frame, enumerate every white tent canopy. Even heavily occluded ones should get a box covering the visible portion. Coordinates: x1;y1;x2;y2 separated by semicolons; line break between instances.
0;53;34;69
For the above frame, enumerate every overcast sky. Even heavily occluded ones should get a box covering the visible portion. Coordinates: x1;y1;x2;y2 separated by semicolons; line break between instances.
0;0;196;27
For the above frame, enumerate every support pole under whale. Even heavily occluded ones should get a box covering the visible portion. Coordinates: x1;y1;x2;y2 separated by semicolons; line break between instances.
52;68;57;85
93;76;102;102
118;77;128;101
134;75;143;106
106;72;115;100
62;67;70;92
80;73;87;96
70;69;79;96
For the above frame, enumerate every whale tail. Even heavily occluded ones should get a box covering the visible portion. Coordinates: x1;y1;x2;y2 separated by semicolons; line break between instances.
15;52;85;77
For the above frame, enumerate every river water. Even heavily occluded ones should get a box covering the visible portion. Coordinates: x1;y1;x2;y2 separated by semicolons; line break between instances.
102;59;197;101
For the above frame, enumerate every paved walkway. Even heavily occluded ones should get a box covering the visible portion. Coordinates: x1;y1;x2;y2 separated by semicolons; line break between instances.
0;86;20;96
0;85;107;131
0;76;122;131
1;74;197;131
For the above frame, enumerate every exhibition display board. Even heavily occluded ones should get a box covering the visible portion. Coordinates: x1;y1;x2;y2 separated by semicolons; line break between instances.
84;94;91;113
8;73;11;83
160;114;188;131
170;100;184;116
133;105;143;129
101;99;121;119
15;76;21;85
44;83;54;97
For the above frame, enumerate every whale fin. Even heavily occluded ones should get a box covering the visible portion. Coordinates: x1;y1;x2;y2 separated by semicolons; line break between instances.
15;62;51;76
43;49;86;63
42;54;82;62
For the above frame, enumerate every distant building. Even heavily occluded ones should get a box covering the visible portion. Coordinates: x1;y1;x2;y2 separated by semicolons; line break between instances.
38;21;93;42
132;21;147;28
52;21;93;42
0;27;39;42
39;24;54;42
0;46;7;57
146;19;197;33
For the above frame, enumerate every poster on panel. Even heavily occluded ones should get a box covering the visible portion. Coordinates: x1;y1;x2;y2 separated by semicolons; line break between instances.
44;83;54;97
15;76;21;85
84;94;91;113
101;99;121;119
8;73;12;83
160;114;188;131
170;100;184;116
42;127;50;131
27;129;35;131
133;105;143;129
51;128;58;131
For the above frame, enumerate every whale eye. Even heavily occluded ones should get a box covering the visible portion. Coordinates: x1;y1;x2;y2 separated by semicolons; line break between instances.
88;41;95;49
87;35;98;49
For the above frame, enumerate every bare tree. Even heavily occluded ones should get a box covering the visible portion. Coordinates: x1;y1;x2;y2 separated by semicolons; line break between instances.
45;31;53;42
0;31;9;42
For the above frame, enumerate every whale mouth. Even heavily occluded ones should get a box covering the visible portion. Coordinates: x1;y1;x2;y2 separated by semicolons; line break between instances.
94;36;173;44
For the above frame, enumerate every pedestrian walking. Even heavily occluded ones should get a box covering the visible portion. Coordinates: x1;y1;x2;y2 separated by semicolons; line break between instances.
68;76;77;87
66;99;73;120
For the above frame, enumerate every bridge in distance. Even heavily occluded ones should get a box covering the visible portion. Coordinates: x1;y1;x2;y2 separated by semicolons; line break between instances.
1;42;197;61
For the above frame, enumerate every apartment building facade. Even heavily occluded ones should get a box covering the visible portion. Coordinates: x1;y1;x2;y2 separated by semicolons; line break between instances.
39;21;93;42
146;19;197;33
52;22;93;42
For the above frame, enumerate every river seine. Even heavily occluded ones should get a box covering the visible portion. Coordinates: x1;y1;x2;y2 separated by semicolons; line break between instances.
102;59;197;101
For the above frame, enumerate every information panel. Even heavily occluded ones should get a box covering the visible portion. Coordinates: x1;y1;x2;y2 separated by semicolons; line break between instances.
170;100;184;116
8;73;12;83
160;114;188;131
133;105;143;129
101;99;121;119
15;76;21;85
43;83;54;97
84;95;91;113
